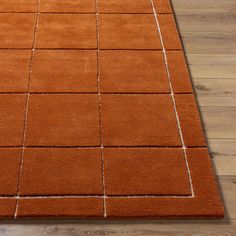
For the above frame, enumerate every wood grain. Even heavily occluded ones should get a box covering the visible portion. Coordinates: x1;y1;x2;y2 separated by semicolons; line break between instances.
200;106;236;138
181;31;236;54
193;79;236;106
189;63;236;78
186;54;236;66
172;0;236;13
0;220;235;236
208;139;236;176
197;95;236;107
209;139;236;158
175;12;236;33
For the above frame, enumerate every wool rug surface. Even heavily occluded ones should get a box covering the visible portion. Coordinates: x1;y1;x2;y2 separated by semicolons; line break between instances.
0;0;224;219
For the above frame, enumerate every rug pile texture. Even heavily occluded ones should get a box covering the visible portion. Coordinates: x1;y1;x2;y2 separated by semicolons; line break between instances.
0;0;224;219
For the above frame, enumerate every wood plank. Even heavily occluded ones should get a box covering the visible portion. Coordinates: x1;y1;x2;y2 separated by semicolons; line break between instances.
1;220;236;236
196;95;236;107
214;156;236;176
179;31;236;54
193;79;236;107
172;0;236;13
186;54;236;66
209;139;236;158
218;176;236;220
200;107;236;139
0;220;235;236
192;79;236;106
175;12;236;33
185;54;236;106
194;79;236;96
188;64;236;79
209;139;236;176
184;54;236;79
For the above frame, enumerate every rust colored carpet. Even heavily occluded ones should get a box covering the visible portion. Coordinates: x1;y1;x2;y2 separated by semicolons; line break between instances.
0;0;224;219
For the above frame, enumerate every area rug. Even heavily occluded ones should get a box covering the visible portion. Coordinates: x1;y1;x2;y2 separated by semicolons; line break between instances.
0;0;224;219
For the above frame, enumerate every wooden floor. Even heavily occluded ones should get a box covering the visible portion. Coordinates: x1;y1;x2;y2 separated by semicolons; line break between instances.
1;0;236;235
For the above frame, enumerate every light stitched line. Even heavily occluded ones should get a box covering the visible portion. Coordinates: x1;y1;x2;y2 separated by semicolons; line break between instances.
0;12;172;15
150;0;195;197
95;1;107;218
0;194;192;199
0;48;180;51
14;0;41;219
0;146;206;149
0;92;193;95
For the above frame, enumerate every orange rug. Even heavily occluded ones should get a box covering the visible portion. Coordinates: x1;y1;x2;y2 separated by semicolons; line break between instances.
0;0;224;219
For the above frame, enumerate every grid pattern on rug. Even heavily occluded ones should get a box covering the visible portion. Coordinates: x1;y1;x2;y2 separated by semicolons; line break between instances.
0;0;223;218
